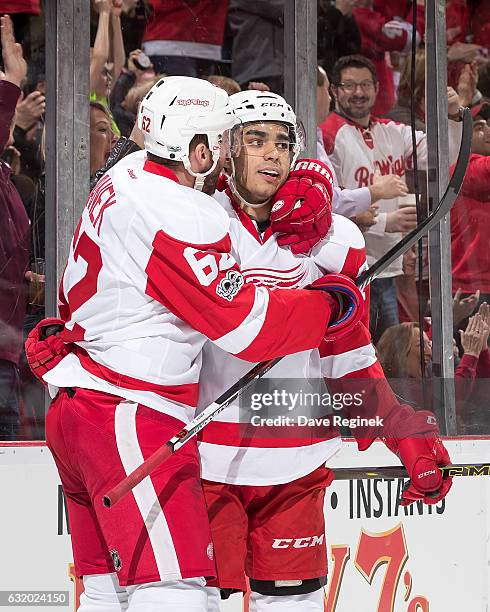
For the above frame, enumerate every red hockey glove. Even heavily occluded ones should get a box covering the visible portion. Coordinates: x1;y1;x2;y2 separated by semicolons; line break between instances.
384;410;452;506
25;318;72;384
270;159;334;255
310;273;364;340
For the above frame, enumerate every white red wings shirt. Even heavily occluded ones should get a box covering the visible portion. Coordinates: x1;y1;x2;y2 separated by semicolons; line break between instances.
320;111;462;277
42;150;332;423
197;188;375;485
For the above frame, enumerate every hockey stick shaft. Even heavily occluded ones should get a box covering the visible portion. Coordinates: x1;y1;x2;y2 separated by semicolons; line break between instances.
332;463;490;480
103;110;472;508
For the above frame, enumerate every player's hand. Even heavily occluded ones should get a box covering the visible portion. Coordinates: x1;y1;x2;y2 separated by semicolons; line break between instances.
369;174;409;202
309;273;364;340
385;410;452;506
25;318;72;384
270;159;334;255
0;15;27;87
15;90;45;130
386;205;417;233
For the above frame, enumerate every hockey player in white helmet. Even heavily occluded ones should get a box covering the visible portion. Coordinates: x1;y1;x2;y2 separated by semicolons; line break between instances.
25;78;367;612
196;90;452;611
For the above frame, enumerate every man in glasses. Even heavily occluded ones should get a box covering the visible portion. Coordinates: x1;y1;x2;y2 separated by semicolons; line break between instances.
320;54;464;342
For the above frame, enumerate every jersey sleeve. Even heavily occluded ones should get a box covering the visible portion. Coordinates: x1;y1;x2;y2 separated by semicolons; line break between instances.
354;8;410;54
310;215;367;279
331;186;372;218
145;228;332;362
319;322;418;449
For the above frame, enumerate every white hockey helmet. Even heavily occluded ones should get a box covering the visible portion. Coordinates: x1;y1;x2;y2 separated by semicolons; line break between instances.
225;90;305;208
228;90;304;167
138;76;235;190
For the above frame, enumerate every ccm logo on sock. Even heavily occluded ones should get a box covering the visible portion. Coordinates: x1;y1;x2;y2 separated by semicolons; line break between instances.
272;535;324;549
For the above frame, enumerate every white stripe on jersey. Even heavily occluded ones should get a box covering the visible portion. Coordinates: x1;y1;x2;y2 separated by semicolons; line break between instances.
198;438;342;486
320;343;377;378
114;401;182;580
213;286;269;354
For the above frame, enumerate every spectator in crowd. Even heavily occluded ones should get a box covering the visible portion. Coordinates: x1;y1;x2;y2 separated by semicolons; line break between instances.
118;0;152;56
141;0;229;77
90;0;125;135
316;64;408;226
89;101;113;179
321;54;464;342
377;321;432;379
479;60;490;99
451;102;490;306
112;75;159;137
228;0;284;94
110;48;157;136
351;0;423;116
317;0;361;77
0;15;31;440
386;48;426;131
12;81;44;181
470;0;490;51
456;307;490;378
377;309;490;382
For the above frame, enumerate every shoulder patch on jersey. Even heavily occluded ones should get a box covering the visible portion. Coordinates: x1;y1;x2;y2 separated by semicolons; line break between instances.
216;269;244;301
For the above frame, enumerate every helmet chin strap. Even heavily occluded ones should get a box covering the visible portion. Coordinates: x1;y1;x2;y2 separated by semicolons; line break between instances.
183;151;220;192
226;158;272;210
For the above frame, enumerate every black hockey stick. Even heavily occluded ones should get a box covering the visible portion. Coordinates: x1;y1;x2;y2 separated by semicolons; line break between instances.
331;463;490;480
103;110;472;508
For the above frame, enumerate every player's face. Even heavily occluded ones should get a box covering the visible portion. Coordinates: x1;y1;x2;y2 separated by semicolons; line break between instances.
90;107;113;177
333;67;378;122
471;118;490;156
233;122;291;204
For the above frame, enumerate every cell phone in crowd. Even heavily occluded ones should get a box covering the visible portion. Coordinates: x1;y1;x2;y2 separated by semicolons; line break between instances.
133;52;151;71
